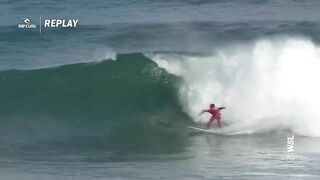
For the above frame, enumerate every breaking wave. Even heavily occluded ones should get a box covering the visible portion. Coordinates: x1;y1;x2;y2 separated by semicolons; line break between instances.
148;37;320;137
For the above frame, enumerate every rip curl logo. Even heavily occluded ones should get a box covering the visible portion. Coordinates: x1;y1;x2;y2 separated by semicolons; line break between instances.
18;18;37;29
23;18;30;24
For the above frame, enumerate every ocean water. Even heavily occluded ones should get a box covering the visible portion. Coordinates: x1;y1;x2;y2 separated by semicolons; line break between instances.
1;0;320;179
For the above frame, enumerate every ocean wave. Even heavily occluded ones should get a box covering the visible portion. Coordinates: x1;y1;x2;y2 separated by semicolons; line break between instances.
0;53;190;150
147;36;320;137
2;36;320;142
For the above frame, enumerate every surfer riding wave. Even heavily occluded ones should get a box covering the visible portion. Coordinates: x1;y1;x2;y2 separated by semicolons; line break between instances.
199;104;226;129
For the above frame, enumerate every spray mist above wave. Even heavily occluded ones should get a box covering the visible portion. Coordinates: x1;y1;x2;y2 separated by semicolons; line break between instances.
147;37;320;137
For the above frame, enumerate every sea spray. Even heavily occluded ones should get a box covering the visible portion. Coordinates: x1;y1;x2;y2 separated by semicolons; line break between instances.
148;37;320;137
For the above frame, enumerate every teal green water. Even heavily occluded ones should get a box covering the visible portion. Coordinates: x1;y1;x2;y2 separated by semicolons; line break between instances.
0;53;190;153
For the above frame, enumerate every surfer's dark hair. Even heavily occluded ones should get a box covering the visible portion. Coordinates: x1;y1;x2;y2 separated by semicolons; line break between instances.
210;104;215;108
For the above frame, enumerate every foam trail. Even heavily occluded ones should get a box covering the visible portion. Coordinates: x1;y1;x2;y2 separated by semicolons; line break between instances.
147;37;320;137
92;48;116;62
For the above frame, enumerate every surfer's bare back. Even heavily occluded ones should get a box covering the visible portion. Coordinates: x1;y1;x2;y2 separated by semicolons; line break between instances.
199;104;226;129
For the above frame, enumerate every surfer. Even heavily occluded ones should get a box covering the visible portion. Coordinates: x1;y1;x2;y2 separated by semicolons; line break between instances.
199;104;226;129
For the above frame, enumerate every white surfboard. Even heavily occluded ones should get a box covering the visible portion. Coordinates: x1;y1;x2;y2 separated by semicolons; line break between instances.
186;126;221;134
187;125;249;136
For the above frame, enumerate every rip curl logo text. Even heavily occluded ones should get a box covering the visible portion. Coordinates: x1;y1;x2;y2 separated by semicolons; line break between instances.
18;18;37;29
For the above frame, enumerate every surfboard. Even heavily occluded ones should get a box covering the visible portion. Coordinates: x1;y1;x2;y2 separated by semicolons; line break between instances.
187;125;246;136
186;126;219;134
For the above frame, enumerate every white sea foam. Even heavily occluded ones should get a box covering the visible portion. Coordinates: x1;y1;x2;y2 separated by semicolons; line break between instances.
147;37;320;137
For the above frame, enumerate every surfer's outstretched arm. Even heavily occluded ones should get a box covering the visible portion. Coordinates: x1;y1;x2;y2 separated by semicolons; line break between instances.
218;107;226;110
199;110;209;115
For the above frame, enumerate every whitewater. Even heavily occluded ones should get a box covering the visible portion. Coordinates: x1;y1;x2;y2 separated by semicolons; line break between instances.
148;37;320;137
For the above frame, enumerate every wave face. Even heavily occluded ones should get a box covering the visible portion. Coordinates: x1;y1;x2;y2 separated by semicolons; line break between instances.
0;53;190;152
148;37;320;137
